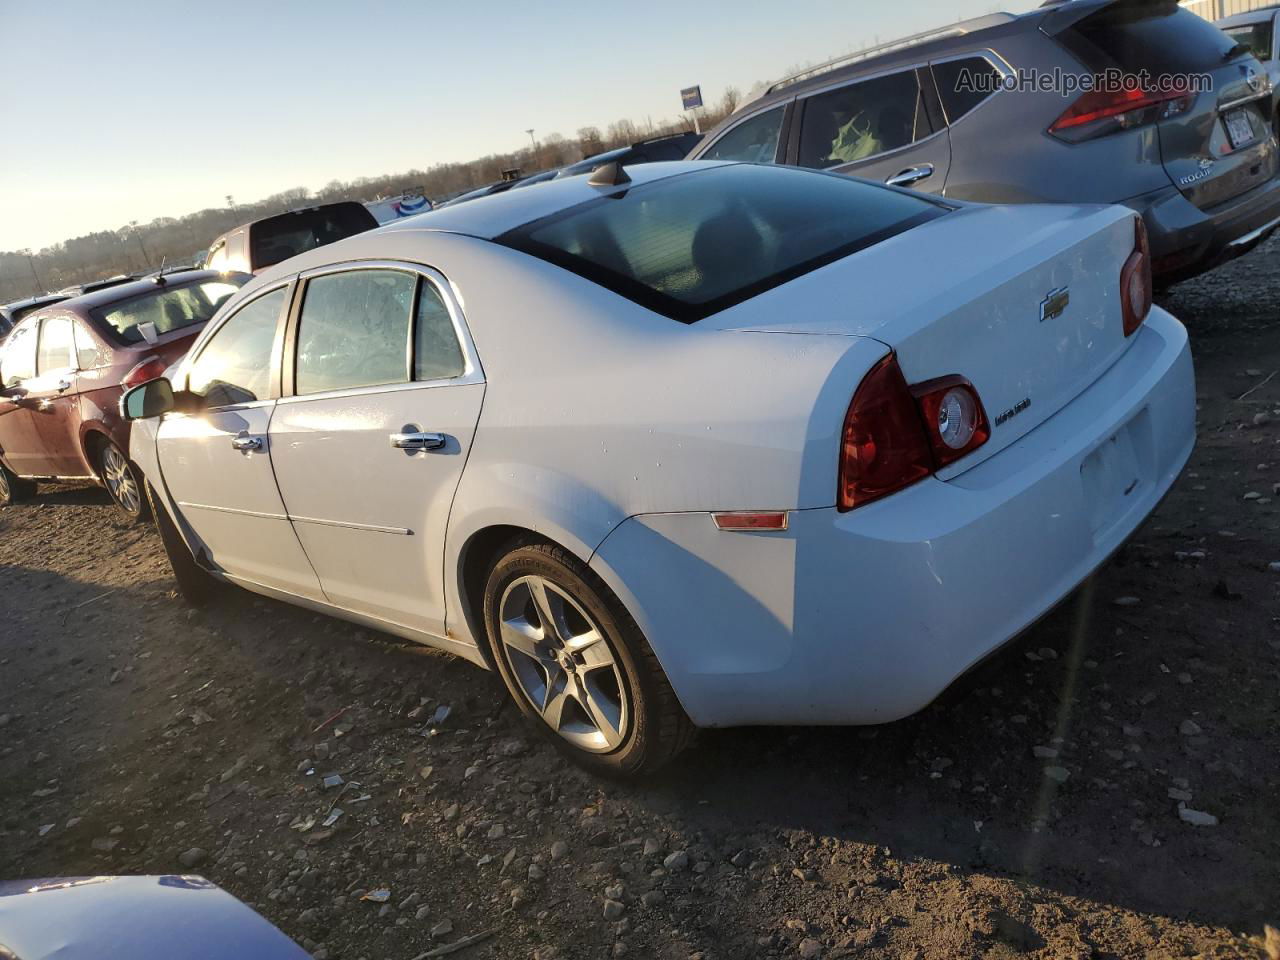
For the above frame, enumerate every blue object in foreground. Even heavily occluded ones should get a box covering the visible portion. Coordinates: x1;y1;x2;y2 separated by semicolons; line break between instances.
0;876;310;960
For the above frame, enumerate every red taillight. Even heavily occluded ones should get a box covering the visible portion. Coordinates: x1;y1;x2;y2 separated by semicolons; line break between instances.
838;355;934;511
837;355;990;511
1049;86;1194;142
121;355;167;389
1120;217;1152;337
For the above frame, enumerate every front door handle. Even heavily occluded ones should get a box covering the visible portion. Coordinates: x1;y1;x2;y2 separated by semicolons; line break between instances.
231;434;263;452
390;431;446;451
885;163;935;188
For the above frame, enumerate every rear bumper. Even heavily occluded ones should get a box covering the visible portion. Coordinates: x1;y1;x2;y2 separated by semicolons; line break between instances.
591;308;1195;727
1129;173;1280;281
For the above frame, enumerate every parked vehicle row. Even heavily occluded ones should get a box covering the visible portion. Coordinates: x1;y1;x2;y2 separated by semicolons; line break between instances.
0;270;248;513
693;0;1280;283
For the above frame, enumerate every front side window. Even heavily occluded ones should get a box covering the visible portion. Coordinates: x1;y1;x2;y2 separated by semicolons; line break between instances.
188;287;287;406
37;316;75;373
932;57;1002;125
700;106;786;163
414;283;465;382
2;321;38;386
295;270;415;395
499;163;945;323
798;70;931;169
91;279;246;345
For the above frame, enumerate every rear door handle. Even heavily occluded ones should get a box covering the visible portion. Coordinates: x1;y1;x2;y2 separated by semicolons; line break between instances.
56;379;72;393
390;431;446;451
885;163;935;188
231;435;263;452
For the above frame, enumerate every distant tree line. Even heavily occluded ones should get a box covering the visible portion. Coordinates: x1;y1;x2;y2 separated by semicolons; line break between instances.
0;89;743;303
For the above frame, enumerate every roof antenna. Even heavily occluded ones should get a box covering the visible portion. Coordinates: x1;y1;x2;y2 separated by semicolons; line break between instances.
587;161;631;187
153;256;168;285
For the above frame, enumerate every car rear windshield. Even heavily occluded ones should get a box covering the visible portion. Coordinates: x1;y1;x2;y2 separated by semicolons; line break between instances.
90;278;247;345
1060;3;1240;74
1222;21;1273;62
496;164;946;322
251;204;379;269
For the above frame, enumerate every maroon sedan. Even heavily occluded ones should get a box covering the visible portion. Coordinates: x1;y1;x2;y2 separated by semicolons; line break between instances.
0;270;248;517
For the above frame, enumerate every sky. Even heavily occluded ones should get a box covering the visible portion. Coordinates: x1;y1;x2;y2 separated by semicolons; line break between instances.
0;0;1039;253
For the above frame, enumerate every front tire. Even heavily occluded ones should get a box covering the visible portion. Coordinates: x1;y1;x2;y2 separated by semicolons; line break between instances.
98;439;149;521
0;462;35;505
483;540;694;777
146;481;217;606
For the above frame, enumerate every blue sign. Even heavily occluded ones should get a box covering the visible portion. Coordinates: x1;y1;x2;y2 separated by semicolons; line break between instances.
681;85;703;110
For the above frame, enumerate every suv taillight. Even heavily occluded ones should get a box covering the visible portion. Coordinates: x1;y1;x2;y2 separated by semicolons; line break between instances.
1049;86;1194;143
121;356;167;389
837;355;989;511
1120;217;1152;337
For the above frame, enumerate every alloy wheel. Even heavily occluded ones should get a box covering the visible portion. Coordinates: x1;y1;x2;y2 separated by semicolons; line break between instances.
0;468;9;502
497;574;629;753
101;444;141;515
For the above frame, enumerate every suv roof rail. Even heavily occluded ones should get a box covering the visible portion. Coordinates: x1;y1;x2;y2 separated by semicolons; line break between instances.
763;12;1018;94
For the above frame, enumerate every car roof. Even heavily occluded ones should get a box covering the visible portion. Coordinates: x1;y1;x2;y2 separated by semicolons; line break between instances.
44;270;242;316
2;293;68;311
375;161;726;242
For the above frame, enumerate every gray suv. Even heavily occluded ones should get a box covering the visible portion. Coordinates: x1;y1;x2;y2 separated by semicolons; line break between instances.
690;0;1280;284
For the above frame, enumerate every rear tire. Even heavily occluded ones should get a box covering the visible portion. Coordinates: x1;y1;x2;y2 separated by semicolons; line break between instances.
146;481;217;606
98;439;149;521
0;462;35;505
483;539;694;777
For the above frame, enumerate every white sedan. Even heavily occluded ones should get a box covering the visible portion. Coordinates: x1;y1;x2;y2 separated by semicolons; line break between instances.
125;161;1195;776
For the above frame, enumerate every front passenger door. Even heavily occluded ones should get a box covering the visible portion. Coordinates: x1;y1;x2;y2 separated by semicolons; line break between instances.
0;321;44;476
792;68;951;193
156;284;326;601
268;265;485;637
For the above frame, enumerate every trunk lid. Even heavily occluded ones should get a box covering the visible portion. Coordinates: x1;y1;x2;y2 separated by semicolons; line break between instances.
1048;0;1278;210
705;202;1139;474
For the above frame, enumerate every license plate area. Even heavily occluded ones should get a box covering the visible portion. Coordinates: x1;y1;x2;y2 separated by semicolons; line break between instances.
1224;107;1257;150
1080;419;1145;537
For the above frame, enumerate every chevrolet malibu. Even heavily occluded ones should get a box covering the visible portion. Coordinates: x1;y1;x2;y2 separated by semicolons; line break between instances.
123;161;1195;775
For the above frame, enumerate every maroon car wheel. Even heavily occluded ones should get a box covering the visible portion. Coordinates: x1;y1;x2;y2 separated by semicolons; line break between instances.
98;441;149;521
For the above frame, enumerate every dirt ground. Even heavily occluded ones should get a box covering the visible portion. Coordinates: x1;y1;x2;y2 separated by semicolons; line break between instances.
1;239;1278;960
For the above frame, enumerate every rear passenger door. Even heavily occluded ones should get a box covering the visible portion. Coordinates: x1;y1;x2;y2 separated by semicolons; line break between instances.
791;67;951;193
30;315;87;477
268;263;485;638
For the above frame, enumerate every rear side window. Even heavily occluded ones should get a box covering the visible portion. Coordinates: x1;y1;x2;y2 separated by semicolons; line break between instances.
37;316;75;373
700;106;786;163
932;57;1002;125
1223;22;1274;61
1061;5;1239;74
91;279;246;345
295;270;416;395
2;321;38;385
74;322;105;370
498;164;945;323
797;70;931;169
251;205;378;270
414;283;465;382
188;287;286;406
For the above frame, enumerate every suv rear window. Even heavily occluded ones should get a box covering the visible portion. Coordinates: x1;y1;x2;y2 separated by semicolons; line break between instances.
1060;4;1239;74
1222;21;1273;61
497;164;946;323
251;204;379;270
91;278;247;345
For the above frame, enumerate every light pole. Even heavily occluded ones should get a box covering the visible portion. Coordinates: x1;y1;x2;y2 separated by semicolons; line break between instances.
129;221;152;271
526;128;536;150
20;250;41;292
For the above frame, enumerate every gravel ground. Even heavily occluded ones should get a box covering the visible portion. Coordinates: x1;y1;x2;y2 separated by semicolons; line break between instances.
1;237;1278;960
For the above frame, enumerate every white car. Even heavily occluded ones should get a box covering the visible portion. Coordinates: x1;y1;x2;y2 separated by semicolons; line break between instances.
124;161;1195;776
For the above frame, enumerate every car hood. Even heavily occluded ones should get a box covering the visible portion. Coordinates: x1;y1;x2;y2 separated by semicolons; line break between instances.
0;876;310;960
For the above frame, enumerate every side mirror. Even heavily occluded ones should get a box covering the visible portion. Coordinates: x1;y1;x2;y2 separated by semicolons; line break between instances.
121;377;175;420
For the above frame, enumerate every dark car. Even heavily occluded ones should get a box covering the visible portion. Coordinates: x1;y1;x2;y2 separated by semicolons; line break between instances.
204;201;378;274
553;131;704;179
690;0;1280;283
0;293;70;340
0;269;248;516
